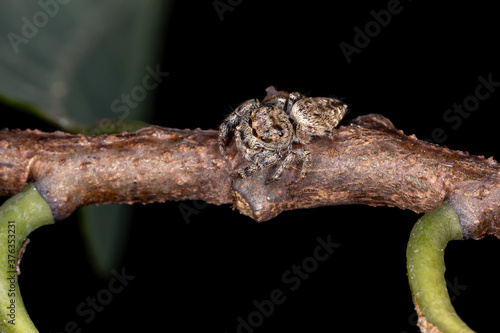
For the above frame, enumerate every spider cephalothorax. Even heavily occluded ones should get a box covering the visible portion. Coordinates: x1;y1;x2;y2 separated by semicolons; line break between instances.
219;87;347;183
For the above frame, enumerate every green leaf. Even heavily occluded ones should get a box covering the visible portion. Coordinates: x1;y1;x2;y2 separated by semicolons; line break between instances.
0;0;168;129
79;205;132;279
0;1;170;277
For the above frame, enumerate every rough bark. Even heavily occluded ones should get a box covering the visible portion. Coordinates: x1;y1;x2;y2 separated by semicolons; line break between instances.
1;114;500;239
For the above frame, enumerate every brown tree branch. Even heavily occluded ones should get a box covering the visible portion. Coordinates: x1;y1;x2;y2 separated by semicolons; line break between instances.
2;114;500;239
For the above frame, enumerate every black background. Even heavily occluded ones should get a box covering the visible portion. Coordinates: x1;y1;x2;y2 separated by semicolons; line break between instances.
2;0;500;332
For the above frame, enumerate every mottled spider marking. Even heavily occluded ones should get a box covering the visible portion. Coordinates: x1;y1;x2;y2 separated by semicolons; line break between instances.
219;99;297;182
218;87;347;183
287;93;347;144
245;105;294;151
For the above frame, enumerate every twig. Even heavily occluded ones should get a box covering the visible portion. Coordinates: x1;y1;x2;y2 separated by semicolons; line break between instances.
1;114;500;239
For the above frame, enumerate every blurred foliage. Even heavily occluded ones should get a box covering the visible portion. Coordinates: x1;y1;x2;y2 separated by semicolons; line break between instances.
0;0;169;277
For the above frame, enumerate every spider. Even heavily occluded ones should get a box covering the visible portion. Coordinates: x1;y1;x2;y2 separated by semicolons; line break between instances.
219;87;347;184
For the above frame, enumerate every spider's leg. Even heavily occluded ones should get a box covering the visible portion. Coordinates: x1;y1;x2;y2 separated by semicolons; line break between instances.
295;149;312;182
235;125;261;160
218;98;259;157
233;151;281;179
218;121;232;157
266;151;295;184
234;163;260;179
286;92;306;115
266;148;311;184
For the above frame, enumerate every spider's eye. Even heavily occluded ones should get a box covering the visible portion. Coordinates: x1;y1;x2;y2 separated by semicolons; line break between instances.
263;130;270;137
276;128;283;136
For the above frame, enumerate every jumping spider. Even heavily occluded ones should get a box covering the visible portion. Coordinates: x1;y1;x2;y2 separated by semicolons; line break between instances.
219;87;347;184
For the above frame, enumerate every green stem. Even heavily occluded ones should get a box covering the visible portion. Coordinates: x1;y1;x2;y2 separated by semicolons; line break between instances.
0;183;54;333
406;202;475;333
